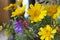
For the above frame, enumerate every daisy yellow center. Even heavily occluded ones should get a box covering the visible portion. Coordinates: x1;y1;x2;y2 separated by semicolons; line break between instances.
47;6;57;16
44;29;51;37
33;10;40;17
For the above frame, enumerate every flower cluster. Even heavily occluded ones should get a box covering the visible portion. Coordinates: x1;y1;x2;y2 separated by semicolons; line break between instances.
3;0;60;40
11;5;26;17
46;5;60;19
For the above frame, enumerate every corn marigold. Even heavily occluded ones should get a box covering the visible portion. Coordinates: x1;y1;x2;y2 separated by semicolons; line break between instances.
47;5;60;19
38;25;57;40
4;0;23;10
11;5;26;17
4;4;14;10
27;3;47;23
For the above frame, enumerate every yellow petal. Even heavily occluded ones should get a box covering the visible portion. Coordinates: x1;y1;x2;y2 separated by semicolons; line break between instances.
46;25;52;31
11;12;16;17
53;13;58;19
51;29;57;34
16;0;23;5
40;36;45;40
50;35;54;39
57;6;60;12
38;32;42;35
40;27;44;31
4;4;14;10
45;37;50;40
11;15;16;17
30;4;33;9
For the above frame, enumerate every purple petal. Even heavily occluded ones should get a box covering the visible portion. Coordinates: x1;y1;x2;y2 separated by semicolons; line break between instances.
14;21;24;34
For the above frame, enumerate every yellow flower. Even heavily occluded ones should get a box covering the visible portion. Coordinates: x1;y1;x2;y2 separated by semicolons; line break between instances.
4;29;10;36
4;0;23;10
38;25;57;40
47;5;56;16
47;5;60;19
11;5;26;17
27;3;47;23
13;0;23;9
4;4;14;10
0;26;3;30
53;6;60;19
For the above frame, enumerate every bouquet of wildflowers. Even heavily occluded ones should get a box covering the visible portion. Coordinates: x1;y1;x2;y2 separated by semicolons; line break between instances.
1;0;60;40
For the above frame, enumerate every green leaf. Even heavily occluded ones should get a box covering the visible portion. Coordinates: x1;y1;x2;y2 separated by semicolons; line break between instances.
54;34;60;40
15;34;27;40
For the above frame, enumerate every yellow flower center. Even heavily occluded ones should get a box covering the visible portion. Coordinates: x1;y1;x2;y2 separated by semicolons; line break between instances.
47;6;57;16
33;10;40;17
44;29;51;37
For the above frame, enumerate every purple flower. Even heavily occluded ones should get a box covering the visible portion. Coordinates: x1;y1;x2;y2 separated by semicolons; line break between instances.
13;21;24;34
